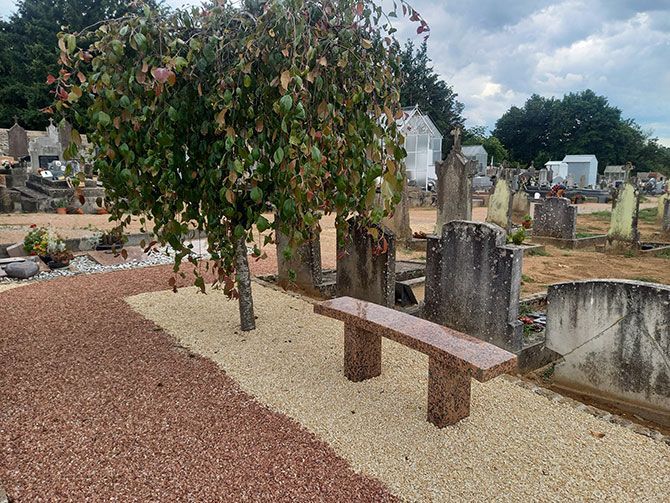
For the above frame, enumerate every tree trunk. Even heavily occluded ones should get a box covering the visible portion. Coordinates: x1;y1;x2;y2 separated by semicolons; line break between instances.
235;236;256;331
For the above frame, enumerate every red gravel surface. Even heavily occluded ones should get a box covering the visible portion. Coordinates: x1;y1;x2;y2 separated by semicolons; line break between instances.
0;265;396;502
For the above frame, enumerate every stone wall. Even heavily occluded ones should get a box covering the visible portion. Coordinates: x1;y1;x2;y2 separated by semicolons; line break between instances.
424;221;523;352
545;280;670;424
533;197;577;240
336;221;395;307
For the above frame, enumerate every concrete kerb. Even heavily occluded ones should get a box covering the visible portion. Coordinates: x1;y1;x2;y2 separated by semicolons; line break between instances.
0;232;153;258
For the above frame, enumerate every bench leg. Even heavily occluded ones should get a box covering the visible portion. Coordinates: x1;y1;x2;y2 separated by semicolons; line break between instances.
427;356;471;427
344;323;382;382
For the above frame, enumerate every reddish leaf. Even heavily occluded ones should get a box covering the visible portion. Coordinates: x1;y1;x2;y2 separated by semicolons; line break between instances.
151;67;174;84
46;74;57;85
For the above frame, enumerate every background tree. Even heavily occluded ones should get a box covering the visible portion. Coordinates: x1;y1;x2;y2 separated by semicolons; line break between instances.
399;39;464;153
0;0;154;129
54;0;424;330
493;89;670;175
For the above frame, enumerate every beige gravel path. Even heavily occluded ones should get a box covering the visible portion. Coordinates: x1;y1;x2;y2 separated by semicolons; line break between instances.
128;285;670;502
0;283;26;294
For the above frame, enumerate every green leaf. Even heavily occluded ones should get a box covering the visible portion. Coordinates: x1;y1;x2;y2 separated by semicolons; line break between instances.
311;145;322;162
273;146;284;164
97;111;111;127
256;215;271;233
250;186;262;203
279;94;293;113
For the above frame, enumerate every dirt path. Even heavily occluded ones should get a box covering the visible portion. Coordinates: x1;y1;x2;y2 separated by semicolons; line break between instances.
0;265;395;502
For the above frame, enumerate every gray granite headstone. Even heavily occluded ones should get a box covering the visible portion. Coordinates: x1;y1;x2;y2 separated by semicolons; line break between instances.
533;197;577;240
336;219;395;307
663;199;669;233
424;220;523;352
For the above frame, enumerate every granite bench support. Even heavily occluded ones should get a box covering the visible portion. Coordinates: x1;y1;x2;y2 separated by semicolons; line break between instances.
315;296;518;427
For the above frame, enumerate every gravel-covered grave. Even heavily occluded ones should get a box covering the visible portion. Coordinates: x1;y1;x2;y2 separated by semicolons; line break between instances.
128;284;670;502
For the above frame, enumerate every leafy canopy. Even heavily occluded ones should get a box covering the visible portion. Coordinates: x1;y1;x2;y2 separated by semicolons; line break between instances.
54;0;426;294
0;0;155;129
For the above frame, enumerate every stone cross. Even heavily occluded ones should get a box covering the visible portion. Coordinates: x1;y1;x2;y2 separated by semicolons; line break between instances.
13;115;18;125
450;127;462;151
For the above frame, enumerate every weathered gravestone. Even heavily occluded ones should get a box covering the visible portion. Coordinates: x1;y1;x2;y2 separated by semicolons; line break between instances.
435;128;477;232
424;221;523;353
511;190;530;217
336;220;395;307
486;178;513;232
663;199;670;233
382;165;412;246
545;280;670;424
276;226;322;295
8;119;29;160
533;197;577;240
658;191;669;224
608;182;639;244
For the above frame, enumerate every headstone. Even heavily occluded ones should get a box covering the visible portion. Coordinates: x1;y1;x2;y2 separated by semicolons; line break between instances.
5;260;39;279
486;178;513;231
538;169;549;186
336;220;395;307
8;118;29;159
58;120;73;153
533;197;577;240
382;165;412;246
276;226;322;295
663;199;669;233
511;190;530;217
608;182;639;244
435;128;477;231
658;192;669;224
6;242;26;257
424;221;523;353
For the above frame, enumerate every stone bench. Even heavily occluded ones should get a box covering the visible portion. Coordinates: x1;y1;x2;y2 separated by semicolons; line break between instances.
314;296;517;427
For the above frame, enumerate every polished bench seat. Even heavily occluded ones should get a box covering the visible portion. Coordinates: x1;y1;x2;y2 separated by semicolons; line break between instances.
315;296;517;427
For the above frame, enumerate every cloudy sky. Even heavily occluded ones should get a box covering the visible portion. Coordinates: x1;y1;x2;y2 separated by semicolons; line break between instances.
2;0;669;145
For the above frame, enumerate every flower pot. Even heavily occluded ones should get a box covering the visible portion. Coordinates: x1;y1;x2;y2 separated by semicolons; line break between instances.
522;221;532;229
56;207;67;214
48;259;70;269
74;208;84;215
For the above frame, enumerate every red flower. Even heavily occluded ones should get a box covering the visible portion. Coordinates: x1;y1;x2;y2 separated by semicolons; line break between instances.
30;224;37;228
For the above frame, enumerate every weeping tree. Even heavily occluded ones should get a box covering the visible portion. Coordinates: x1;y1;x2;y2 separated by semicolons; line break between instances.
52;0;427;330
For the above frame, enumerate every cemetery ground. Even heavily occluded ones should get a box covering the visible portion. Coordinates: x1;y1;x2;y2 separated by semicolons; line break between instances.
2;202;670;500
2;198;669;295
2;263;670;500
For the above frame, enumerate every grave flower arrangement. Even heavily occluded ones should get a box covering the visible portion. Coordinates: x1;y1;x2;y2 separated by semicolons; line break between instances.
23;226;72;266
